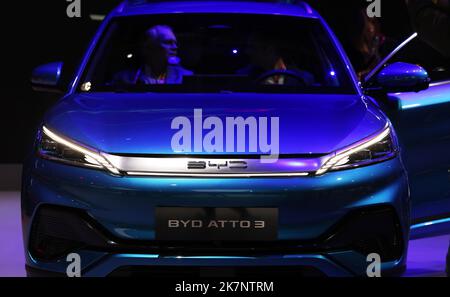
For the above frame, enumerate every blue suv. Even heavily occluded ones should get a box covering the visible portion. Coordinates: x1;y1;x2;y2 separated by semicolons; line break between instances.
23;0;450;277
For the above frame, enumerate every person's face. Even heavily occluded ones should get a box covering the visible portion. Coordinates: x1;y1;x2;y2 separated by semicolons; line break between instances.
144;27;178;65
157;28;178;59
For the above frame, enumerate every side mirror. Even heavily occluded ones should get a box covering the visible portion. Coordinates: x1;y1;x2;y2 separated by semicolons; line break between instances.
31;62;64;93
376;62;430;93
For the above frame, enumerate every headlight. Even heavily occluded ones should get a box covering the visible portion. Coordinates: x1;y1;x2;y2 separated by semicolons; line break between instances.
37;126;121;175
316;126;397;175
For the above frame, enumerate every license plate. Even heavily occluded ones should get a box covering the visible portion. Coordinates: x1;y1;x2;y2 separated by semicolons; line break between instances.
155;207;278;241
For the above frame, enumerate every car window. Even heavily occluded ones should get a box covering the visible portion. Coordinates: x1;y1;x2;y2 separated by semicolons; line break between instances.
79;14;356;94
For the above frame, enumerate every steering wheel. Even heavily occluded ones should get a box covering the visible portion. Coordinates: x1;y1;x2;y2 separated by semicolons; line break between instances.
255;69;308;86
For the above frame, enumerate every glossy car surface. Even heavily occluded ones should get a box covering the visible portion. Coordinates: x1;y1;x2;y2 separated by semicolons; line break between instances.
22;0;450;277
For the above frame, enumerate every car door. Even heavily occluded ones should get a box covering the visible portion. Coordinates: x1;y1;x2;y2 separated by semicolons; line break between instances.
387;64;450;237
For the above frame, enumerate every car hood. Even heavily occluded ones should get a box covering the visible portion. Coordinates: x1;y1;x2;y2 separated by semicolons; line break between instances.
44;93;387;155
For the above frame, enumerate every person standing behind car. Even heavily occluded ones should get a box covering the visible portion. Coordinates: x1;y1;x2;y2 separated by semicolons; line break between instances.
406;0;450;58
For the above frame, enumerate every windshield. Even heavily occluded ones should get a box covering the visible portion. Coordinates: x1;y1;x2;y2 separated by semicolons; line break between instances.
79;14;356;94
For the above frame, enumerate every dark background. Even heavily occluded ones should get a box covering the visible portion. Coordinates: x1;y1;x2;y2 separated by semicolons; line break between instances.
1;0;120;163
0;0;439;163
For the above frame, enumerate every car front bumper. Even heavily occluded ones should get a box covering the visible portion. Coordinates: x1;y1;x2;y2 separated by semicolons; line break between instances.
22;156;410;276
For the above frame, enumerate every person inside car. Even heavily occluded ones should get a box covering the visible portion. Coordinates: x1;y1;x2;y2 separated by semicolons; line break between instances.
237;32;314;85
114;25;193;85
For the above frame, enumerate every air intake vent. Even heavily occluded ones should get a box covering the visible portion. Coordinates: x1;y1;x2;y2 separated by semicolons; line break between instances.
29;206;108;261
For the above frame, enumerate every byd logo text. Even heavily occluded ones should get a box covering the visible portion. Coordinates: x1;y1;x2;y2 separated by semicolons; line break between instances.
171;109;280;163
187;160;248;170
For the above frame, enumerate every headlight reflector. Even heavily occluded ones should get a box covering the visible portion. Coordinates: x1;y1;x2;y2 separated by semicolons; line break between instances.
38;126;121;175
316;126;396;175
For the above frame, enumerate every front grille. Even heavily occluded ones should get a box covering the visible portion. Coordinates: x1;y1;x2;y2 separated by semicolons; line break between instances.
29;205;404;262
322;206;404;261
29;206;109;261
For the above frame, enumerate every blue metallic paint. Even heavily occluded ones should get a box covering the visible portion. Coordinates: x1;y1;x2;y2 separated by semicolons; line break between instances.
377;62;429;89
31;62;63;87
22;156;409;276
23;0;450;277
44;93;386;155
387;80;450;229
392;80;450;110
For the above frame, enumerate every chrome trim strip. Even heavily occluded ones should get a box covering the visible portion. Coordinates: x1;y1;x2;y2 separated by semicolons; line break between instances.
429;80;450;87
103;125;391;178
102;154;326;177
410;217;450;230
125;171;310;178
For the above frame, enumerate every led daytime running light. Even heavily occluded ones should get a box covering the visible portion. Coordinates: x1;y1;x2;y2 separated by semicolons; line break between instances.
42;126;121;175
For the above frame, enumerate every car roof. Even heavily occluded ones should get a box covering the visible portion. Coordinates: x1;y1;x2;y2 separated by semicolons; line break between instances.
112;0;318;18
